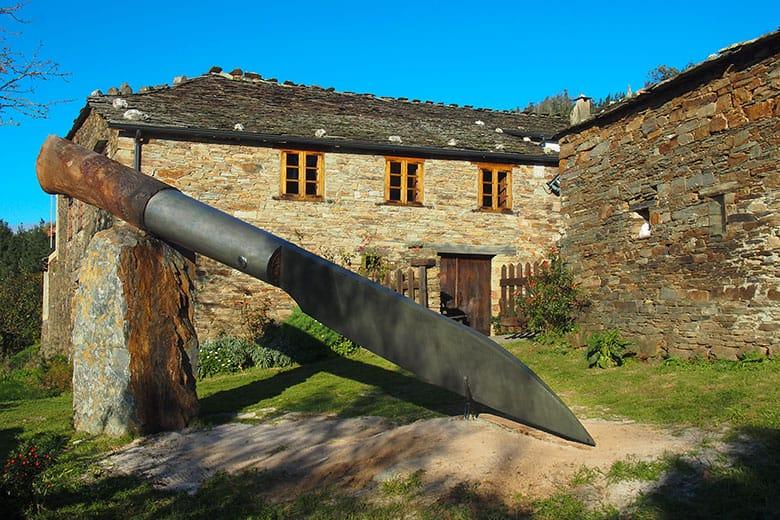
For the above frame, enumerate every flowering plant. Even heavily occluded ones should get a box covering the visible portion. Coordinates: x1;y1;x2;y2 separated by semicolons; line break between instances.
1;433;64;508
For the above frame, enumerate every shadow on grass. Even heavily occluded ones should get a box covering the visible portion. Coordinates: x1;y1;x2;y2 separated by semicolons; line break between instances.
0;425;23;462
637;426;780;518
36;466;533;520
199;355;463;422
199;319;464;422
199;363;321;418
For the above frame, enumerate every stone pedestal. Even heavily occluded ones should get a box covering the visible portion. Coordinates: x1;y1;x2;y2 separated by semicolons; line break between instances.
72;225;199;436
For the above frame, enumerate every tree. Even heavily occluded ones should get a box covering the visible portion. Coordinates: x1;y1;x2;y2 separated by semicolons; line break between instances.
521;90;629;119
644;64;681;87
593;90;627;111
522;90;574;118
1;2;68;125
0;220;53;358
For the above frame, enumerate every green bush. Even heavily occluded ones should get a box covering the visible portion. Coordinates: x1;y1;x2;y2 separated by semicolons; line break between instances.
0;347;73;400
515;251;587;335
197;336;253;378
0;433;65;515
8;344;38;371
40;356;72;394
586;329;631;369
197;309;361;378
248;345;295;369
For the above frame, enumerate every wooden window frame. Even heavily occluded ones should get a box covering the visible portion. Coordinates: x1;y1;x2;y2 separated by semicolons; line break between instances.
477;164;513;212
279;150;324;200
384;157;424;205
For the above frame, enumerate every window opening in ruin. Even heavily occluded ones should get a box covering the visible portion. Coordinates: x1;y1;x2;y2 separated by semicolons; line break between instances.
477;165;512;211
280;150;323;199
708;194;727;238
631;207;652;238
385;158;424;204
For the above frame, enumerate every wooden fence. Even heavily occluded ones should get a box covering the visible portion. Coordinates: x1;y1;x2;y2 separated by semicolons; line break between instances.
382;258;434;308
498;261;547;331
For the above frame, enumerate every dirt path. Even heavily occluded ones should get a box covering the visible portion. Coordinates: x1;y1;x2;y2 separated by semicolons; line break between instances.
102;413;702;504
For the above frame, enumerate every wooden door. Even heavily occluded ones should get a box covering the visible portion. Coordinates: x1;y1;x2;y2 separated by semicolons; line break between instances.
439;254;492;335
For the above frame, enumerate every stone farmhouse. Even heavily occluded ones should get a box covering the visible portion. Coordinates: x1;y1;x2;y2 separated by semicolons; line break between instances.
41;72;566;357
42;29;779;362
556;30;779;360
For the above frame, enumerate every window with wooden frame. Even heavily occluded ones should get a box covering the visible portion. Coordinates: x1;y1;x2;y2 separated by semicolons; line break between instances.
280;150;324;199
478;165;512;211
385;158;424;205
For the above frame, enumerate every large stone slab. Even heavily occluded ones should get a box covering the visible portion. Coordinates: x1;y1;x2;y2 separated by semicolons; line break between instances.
72;225;199;436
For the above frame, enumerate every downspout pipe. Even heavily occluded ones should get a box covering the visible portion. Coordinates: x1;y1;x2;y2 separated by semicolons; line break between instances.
133;130;143;171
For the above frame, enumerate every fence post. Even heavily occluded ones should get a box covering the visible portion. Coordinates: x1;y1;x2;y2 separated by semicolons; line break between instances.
411;257;435;308
417;265;428;307
497;260;548;333
500;264;508;317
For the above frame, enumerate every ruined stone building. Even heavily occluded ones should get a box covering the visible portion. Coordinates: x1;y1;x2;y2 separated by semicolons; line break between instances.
41;72;566;357
556;30;779;360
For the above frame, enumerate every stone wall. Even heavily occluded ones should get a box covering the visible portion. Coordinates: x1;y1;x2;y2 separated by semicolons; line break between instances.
559;51;780;359
41;112;115;358
135;138;562;340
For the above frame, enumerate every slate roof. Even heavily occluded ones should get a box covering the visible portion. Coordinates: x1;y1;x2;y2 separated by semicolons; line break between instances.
556;27;780;138
70;71;567;161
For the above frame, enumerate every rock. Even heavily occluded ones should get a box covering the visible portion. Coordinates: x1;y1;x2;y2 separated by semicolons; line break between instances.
123;109;149;121
709;113;729;132
72;225;199;437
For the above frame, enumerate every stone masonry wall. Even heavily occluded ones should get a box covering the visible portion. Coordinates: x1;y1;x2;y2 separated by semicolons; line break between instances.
41;111;116;358
129;138;562;340
559;52;780;359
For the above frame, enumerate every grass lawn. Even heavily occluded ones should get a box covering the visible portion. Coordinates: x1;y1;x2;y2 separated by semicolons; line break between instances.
2;341;779;518
197;348;462;424
507;341;780;433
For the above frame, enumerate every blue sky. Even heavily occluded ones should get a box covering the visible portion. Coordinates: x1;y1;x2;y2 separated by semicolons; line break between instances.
1;1;777;227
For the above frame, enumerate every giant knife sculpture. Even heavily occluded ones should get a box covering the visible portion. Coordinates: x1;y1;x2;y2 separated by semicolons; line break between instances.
37;136;594;446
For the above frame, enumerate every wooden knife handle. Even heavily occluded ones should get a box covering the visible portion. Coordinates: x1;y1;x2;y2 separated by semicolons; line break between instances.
36;135;173;228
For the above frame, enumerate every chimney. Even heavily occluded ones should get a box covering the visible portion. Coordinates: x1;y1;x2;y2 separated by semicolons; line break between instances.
570;94;592;125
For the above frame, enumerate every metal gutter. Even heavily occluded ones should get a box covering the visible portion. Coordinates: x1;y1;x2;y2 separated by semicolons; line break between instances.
108;122;559;166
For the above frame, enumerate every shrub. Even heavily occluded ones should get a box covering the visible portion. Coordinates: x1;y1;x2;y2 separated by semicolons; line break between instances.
197;309;361;378
8;344;38;371
515;251;587;335
586;329;631;368
40;355;72;394
248;345;295;369
0;433;65;514
197;336;253;378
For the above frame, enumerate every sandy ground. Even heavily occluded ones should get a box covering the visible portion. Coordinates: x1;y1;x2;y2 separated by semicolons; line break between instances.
101;413;702;505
